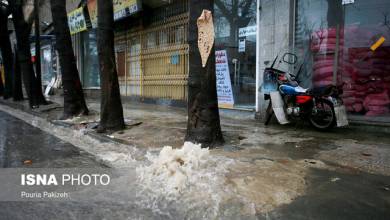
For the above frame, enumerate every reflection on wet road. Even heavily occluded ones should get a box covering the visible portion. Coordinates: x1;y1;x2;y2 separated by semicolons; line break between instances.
0;110;102;168
0;109;389;220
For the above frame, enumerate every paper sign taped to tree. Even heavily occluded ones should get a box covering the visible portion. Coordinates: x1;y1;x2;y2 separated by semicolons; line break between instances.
216;50;234;108
197;10;214;68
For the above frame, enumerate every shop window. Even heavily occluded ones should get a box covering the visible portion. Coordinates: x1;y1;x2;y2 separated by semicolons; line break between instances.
214;0;257;109
295;0;390;121
175;25;185;44
41;45;54;85
146;32;157;49
159;30;168;46
82;29;100;88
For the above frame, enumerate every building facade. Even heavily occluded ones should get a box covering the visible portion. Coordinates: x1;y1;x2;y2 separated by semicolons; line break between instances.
66;0;390;125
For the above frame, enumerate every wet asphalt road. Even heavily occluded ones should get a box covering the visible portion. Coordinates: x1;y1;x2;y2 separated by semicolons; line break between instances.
0;110;102;168
0;110;390;220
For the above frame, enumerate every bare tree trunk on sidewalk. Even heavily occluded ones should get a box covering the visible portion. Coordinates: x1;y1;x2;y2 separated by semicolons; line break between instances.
13;44;24;101
50;0;89;118
0;6;14;99
96;0;125;132
0;71;4;96
185;0;223;148
9;1;46;108
34;0;42;94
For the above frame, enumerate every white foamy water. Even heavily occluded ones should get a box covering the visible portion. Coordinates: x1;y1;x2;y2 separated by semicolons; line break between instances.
136;142;258;219
137;142;214;193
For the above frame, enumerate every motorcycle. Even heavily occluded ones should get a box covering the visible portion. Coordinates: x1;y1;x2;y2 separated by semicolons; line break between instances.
262;53;348;130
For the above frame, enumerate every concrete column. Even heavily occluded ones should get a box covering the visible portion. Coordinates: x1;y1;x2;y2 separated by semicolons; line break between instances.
255;0;294;120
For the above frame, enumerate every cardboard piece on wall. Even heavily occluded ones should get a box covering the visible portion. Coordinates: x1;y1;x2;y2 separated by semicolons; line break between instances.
197;10;215;68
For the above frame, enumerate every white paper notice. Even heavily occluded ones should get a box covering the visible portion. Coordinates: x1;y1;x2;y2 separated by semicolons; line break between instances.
238;26;257;38
342;0;354;5
238;39;246;52
215;50;234;108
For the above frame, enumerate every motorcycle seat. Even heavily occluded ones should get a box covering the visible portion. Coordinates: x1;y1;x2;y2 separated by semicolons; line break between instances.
308;85;337;96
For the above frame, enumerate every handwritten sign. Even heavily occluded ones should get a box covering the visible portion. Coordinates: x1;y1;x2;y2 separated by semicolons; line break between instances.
215;50;234;108
68;7;87;35
238;26;257;38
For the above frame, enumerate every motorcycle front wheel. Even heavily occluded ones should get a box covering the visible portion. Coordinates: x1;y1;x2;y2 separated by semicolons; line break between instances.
309;99;336;130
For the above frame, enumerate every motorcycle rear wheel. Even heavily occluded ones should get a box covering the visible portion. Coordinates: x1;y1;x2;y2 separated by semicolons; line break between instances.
309;99;336;130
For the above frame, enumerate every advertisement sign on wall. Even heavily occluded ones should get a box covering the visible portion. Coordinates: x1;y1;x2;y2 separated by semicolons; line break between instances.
68;7;88;35
215;50;235;108
113;0;141;21
238;26;257;38
86;0;141;28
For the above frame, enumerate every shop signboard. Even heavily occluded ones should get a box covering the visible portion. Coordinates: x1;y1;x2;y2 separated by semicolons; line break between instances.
238;26;257;38
86;0;141;28
113;0;141;21
342;0;354;5
215;50;234;108
68;7;88;35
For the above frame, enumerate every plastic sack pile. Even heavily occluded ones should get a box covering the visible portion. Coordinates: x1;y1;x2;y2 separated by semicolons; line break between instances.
310;25;390;116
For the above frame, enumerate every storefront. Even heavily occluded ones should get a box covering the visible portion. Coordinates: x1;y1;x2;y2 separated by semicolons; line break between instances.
66;0;260;109
294;0;390;123
80;29;100;88
214;0;258;109
113;0;259;109
114;0;189;102
31;36;57;86
68;3;101;89
40;40;56;85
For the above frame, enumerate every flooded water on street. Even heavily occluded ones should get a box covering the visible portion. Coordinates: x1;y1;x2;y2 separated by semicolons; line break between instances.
0;109;389;220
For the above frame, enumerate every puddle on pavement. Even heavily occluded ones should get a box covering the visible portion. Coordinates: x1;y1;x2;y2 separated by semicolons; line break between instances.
257;168;390;220
254;139;340;160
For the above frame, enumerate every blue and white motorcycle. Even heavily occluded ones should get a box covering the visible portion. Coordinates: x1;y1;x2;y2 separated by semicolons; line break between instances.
262;53;348;130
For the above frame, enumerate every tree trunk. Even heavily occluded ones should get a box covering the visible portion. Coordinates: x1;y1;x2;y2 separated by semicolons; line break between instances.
0;71;4;96
186;0;223;148
34;0;43;94
13;44;24;101
97;0;125;131
50;0;89;118
9;1;46;108
0;7;13;99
